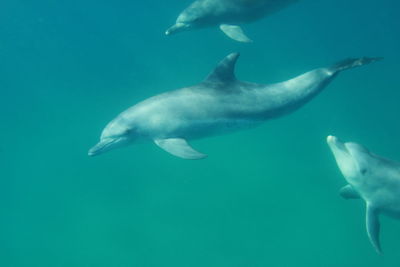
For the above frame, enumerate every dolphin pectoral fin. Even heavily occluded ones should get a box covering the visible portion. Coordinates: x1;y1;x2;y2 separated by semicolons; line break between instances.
219;24;253;43
154;138;207;160
339;185;360;199
366;205;383;254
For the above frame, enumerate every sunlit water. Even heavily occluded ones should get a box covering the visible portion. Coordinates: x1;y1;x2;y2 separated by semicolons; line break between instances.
1;0;400;266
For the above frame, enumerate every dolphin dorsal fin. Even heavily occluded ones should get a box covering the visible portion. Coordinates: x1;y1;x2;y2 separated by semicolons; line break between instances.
205;53;240;84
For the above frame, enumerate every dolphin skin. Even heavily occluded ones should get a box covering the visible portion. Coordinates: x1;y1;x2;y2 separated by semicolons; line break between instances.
165;0;298;42
89;53;381;159
327;136;400;254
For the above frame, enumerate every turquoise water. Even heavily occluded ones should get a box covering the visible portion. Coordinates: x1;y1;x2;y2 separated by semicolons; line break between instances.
1;0;400;266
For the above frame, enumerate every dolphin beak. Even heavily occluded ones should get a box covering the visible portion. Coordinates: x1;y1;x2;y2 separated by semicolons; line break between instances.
327;135;352;160
327;135;345;151
88;139;116;157
327;135;338;146
165;23;189;35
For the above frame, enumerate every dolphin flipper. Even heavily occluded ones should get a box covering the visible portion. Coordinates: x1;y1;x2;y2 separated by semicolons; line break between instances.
154;138;207;160
219;24;253;43
340;185;360;199
366;205;382;254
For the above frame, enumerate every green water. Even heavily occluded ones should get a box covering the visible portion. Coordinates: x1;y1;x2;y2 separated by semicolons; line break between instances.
1;0;400;266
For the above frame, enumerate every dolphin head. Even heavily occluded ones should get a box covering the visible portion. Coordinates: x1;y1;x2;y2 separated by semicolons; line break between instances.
327;135;382;184
88;120;134;157
165;5;205;35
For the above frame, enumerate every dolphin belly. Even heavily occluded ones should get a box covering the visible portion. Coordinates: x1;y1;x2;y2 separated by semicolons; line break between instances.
169;117;262;140
129;90;265;140
373;189;400;218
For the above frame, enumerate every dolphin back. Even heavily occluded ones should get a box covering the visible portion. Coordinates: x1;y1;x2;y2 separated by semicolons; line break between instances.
181;0;297;24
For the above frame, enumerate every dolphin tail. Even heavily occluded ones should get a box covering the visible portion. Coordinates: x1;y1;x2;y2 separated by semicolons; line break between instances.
330;57;383;72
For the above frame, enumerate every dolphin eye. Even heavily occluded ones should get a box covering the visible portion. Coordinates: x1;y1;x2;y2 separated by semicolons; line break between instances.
360;168;368;175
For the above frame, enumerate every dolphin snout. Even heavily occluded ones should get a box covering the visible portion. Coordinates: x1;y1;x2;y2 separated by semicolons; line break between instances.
327;135;338;144
88;149;97;157
88;144;102;157
165;28;173;35
88;139;116;157
327;135;349;154
165;23;189;35
327;135;343;150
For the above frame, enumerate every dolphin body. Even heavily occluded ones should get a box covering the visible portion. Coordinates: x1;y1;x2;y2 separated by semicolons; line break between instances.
89;53;380;159
165;0;298;42
327;136;400;254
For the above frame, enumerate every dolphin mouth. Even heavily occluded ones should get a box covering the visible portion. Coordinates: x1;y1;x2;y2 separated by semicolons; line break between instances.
327;135;353;159
327;135;359;156
327;135;347;152
165;23;189;35
327;135;365;166
327;135;337;145
88;138;117;157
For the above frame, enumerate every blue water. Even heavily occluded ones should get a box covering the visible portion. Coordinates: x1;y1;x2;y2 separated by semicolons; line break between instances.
1;0;400;266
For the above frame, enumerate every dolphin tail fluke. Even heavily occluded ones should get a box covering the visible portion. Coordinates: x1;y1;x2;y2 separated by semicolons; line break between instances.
331;57;383;72
366;204;383;254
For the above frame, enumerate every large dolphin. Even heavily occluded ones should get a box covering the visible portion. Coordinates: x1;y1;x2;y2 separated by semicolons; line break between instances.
165;0;298;42
327;136;400;254
88;53;381;159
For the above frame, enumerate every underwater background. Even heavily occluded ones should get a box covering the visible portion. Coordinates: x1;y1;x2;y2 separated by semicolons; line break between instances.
1;0;400;266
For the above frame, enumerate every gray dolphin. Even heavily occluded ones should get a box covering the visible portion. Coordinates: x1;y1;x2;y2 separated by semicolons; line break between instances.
88;53;381;159
327;136;400;254
165;0;298;42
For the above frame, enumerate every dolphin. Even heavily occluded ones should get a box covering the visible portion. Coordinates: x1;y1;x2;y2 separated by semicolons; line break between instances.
165;0;298;42
327;136;400;254
88;53;381;159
